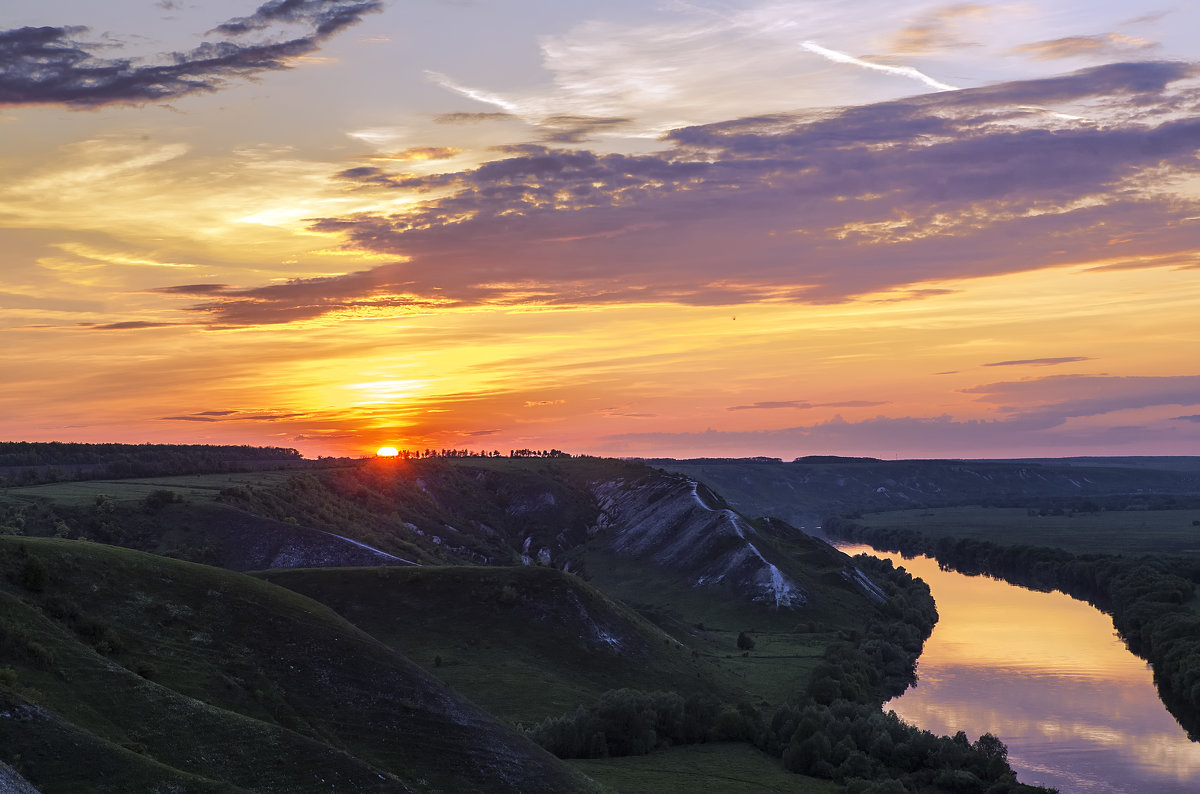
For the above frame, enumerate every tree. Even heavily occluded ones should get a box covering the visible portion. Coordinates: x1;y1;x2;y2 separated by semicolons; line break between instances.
737;631;755;651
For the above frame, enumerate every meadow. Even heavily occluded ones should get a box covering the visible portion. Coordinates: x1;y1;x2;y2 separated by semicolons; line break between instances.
852;506;1200;557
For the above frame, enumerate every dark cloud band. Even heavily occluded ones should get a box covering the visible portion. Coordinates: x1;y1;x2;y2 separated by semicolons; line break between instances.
0;1;381;107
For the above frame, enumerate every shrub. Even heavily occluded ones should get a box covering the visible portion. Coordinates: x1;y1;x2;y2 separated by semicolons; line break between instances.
20;555;49;592
143;489;181;511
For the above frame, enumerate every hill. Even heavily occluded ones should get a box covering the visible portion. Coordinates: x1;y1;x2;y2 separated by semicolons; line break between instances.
654;456;1200;528
257;564;739;724
0;452;1051;792
0;537;600;793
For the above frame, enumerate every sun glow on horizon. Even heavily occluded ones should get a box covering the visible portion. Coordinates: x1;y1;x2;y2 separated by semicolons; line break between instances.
376;446;400;457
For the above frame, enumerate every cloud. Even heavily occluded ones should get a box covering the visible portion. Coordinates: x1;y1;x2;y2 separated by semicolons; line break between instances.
460;429;501;437
888;4;989;55
181;60;1200;326
538;115;633;144
983;357;1092;367
153;284;230;296
366;147;461;163
1174;415;1200;423
603;403;1200;458
962;374;1200;424
728;400;811;411
211;0;380;38
89;321;181;330
434;112;518;124
800;40;957;91
1012;34;1156;62
816;400;890;408
160;415;219;422
0;1;381;107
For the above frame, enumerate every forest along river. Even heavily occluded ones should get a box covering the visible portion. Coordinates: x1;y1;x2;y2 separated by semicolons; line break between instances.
837;543;1200;793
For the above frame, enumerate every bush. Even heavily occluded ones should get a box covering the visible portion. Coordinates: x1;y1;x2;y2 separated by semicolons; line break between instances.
143;489;181;511
20;555;48;592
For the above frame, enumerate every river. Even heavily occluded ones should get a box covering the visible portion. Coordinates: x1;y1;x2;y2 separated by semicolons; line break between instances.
839;544;1200;793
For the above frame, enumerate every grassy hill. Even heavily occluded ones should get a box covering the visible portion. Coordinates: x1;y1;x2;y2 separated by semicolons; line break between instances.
257;564;741;725
0;537;600;793
0;454;965;791
656;457;1200;528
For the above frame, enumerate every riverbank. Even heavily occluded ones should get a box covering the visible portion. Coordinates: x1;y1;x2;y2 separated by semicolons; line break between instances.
826;516;1200;739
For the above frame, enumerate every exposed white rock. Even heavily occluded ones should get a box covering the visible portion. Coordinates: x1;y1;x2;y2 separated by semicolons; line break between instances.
593;476;806;609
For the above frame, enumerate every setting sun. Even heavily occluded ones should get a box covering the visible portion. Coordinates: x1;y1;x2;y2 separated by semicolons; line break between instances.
376;446;400;457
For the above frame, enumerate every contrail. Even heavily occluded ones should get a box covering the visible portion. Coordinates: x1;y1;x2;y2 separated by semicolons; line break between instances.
425;70;523;113
801;40;957;91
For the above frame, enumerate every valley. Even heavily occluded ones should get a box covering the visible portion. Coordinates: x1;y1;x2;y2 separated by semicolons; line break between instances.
6;447;1188;791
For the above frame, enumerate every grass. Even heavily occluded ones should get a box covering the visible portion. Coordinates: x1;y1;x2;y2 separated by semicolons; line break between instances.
0;537;600;793
0;456;916;791
2;471;299;505
854;506;1200;557
573;542;871;706
258;564;743;724
568;743;837;793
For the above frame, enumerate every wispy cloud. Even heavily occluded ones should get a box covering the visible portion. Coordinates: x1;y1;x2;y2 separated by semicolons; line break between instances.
962;374;1200;424
606;375;1200;456
800;40;957;91
983;356;1092;367
1011;33;1156;61
728;400;811;411
89;321;182;331
888;4;990;55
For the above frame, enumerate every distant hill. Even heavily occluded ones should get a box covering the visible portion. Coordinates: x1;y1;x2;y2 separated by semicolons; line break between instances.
653;456;1200;528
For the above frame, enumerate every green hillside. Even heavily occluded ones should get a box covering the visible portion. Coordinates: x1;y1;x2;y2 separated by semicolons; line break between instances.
0;537;600;793
257;564;741;724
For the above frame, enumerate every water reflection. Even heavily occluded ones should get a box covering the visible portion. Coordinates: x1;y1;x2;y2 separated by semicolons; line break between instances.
840;546;1200;793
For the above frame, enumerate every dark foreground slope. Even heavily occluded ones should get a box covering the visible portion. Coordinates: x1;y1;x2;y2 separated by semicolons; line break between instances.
0;537;600;793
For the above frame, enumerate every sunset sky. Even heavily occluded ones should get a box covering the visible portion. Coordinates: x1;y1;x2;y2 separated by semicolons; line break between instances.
2;0;1198;459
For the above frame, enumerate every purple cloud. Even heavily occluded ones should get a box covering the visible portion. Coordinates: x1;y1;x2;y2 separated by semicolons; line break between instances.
0;1;381;107
175;60;1199;326
983;357;1092;367
728;400;812;411
606;374;1200;457
89;321;181;330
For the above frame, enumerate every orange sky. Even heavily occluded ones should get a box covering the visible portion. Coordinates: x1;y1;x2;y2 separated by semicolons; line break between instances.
2;1;1199;458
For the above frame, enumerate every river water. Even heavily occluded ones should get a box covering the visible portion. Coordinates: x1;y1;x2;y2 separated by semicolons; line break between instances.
838;544;1200;793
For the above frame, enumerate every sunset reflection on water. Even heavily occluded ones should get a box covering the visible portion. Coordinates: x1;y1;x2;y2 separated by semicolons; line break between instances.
841;546;1200;793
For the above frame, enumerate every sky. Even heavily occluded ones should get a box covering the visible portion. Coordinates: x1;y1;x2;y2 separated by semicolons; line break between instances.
1;0;1198;460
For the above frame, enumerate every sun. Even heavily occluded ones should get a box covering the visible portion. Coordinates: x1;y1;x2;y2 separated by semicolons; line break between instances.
376;446;400;457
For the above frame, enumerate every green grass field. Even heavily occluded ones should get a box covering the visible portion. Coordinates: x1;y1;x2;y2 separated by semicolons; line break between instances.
568;743;837;793
854;506;1200;557
2;471;299;505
